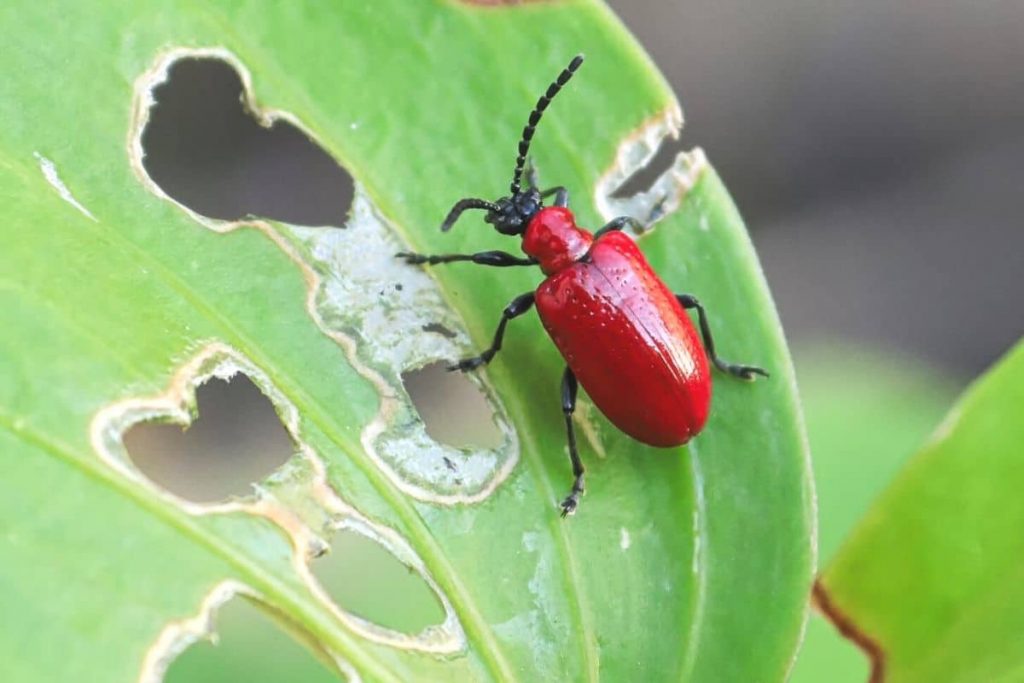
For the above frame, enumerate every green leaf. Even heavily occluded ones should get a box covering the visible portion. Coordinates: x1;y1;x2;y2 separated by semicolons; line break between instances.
786;350;955;683
819;341;1024;682
0;1;812;681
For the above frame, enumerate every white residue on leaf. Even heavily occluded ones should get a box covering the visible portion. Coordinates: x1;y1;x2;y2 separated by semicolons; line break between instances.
593;105;708;237
494;528;561;675
619;527;631;551
284;188;519;504
33;152;97;221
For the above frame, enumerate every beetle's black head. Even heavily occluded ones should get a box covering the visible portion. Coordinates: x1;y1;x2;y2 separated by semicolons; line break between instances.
438;54;584;237
485;189;542;235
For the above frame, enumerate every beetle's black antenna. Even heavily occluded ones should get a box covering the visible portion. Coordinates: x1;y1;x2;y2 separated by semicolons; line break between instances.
510;54;585;196
441;198;501;232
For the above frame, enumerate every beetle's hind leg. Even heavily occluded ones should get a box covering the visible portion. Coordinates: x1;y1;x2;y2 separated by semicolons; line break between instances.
449;291;535;372
559;367;585;517
676;294;769;380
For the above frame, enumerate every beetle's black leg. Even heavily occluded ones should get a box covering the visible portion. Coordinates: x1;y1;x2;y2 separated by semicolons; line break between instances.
396;250;536;267
450;292;535;372
540;186;569;207
559;367;585;517
594;215;644;239
595;197;670;237
676;294;769;380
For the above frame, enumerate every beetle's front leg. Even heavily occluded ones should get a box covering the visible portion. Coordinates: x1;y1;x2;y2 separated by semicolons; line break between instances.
594;197;669;239
676;294;769;380
450;291;535;372
594;215;644;239
396;250;535;268
540;186;569;207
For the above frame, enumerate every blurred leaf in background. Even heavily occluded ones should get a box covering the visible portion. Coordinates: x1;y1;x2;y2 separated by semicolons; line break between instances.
818;341;1024;682
789;347;956;682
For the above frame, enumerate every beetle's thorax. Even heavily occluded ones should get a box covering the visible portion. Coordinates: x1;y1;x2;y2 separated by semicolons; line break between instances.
521;206;593;275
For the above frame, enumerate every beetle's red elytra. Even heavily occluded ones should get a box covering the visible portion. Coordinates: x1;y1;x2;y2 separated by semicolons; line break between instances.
398;55;767;516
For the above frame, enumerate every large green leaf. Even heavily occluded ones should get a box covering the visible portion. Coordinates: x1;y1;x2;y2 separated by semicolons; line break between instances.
819;341;1024;682
0;1;812;680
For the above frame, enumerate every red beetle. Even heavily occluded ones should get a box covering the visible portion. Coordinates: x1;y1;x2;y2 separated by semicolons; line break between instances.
399;55;767;516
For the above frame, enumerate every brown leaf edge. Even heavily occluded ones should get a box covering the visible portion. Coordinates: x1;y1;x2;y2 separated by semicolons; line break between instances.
812;579;885;683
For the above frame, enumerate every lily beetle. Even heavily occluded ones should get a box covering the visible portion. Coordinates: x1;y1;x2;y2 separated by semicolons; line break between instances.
399;55;767;516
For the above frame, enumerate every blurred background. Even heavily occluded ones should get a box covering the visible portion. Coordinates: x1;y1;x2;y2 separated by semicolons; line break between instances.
129;1;1023;681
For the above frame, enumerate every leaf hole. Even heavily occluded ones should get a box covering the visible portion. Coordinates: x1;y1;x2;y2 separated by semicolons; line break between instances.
595;106;704;230
312;528;446;635
610;133;689;199
123;374;294;503
141;57;353;226
164;598;344;683
402;362;503;450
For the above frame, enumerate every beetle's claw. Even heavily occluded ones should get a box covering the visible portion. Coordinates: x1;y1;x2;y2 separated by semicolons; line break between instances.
741;366;770;381
448;351;495;373
559;495;578;517
721;362;769;381
447;357;484;373
396;252;426;265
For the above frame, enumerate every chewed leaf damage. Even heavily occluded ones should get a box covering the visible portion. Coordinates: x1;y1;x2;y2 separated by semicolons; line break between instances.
138;580;254;683
129;47;518;504
594;104;708;236
90;343;466;672
139;581;362;683
284;193;519;501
